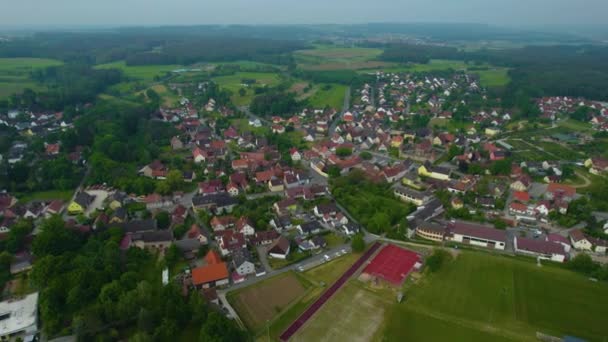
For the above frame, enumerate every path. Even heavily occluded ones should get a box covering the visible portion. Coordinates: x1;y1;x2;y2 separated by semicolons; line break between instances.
571;170;592;188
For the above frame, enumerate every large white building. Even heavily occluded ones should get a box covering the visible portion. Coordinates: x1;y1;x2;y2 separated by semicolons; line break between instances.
0;292;39;340
514;237;568;263
447;221;507;250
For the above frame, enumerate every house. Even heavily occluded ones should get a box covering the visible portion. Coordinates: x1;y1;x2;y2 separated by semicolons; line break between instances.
447;221;507;250
191;251;229;289
232;248;255;276
44;200;64;217
45;143;60;156
139;160;168;179
394;186;431;206
117;219;157;234
513;191;530;203
514;237;567;263
547;234;571;253
250;230;280;246
297;221;323;235
109;207;128;224
415;221;447;242
171;136;184;150
268;179;285;192
144;193;173;210
589;237;608;253
510;175;531;192
313;203;339;218
192;194;238;214
130;230;173;252
569;230;592;251
268;236;290;259
274;198;297;215
290;148;302;161
210;216;236;232
418;162;450;181
342;223;360;236
0;292;39;340
185;224;208;244
509;202;529;216
227;182;239;196
585;157;608;175
68;192;95;215
218;230;247;256
545;183;576;202
235;217;255;236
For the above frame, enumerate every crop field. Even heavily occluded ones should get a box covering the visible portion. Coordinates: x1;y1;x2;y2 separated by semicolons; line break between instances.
212;71;282;105
0;58;63;98
95;61;182;81
228;272;308;331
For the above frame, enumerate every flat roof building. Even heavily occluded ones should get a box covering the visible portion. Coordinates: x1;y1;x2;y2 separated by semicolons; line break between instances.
0;292;39;340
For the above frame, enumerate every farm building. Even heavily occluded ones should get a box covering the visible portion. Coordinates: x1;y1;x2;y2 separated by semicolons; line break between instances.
361;244;421;286
447;221;507;250
514;236;568;263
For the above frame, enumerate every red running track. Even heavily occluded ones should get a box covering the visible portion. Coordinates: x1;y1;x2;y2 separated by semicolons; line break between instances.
279;242;381;341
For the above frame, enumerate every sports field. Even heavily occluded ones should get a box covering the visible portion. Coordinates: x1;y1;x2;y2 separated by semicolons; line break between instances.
95;61;182;81
0;57;63;98
294;251;608;342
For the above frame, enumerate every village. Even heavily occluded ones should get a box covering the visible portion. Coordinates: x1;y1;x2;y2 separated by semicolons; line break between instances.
2;66;608;341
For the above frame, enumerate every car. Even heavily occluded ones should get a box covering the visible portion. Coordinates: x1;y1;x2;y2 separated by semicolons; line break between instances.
297;266;304;272
323;254;330;261
341;248;347;254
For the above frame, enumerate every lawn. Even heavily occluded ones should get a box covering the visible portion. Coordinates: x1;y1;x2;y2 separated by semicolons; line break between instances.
95;61;182;81
472;68;511;87
17;189;74;204
0;57;63;98
386;252;608;341
306;84;347;110
212;71;282;105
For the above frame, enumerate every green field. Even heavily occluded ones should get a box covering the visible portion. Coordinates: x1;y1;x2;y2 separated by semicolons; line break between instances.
0;58;63;98
212;71;282;105
17;189;74;204
95;61;182;81
295;45;391;71
388;252;608;341
473;68;511;87
294;251;608;342
306;83;347;109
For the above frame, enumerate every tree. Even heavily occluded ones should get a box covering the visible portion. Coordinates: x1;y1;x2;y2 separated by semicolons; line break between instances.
164;244;180;269
327;165;341;178
238;88;246;97
568;253;599;275
359;151;372;160
351;234;365;252
166;170;184;191
336;147;352;157
156;211;171;230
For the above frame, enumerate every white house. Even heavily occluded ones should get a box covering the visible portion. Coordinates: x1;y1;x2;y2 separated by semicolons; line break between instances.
0;292;39;340
569;230;593;251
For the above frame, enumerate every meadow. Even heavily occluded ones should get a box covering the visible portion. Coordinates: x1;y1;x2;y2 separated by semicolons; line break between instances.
212;71;282;105
306;84;348;109
295;45;391;71
0;57;63;98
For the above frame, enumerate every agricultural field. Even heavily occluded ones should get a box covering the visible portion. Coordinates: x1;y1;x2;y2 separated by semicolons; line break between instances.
293;251;608;342
295;45;391;71
212;71;282;105
0;57;63;98
228;272;309;331
94;61;182;81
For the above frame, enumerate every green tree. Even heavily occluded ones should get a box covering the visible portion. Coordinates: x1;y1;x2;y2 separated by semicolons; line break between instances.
426;249;452;272
238;88;246;97
166;170;184;191
359;151;372;160
156;211;171;230
336;147;352;157
351;234;365;252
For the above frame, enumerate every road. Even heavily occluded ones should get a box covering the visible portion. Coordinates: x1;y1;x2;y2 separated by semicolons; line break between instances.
238;105;270;126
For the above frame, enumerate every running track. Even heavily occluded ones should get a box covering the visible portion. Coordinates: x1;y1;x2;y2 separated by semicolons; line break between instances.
279;242;382;341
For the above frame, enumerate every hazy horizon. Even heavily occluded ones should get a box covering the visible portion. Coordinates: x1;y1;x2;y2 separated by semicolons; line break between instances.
1;0;608;31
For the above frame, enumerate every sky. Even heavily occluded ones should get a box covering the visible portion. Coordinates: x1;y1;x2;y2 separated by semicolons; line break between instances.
1;0;607;29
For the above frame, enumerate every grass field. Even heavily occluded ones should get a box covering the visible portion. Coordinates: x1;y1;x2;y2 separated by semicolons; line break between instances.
306;84;347;109
17;189;74;204
474;68;511;87
212;71;282;105
95;61;182;81
0;58;63;98
293;251;608;342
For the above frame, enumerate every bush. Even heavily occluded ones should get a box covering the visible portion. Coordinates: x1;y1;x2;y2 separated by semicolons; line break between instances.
351;234;365;252
426;249;452;273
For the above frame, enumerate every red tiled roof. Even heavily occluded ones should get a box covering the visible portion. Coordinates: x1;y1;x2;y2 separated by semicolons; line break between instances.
547;183;576;197
191;262;229;286
204;250;222;265
513;191;530;202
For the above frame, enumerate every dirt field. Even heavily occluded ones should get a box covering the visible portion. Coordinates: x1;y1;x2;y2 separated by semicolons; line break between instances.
291;283;388;342
230;273;307;330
